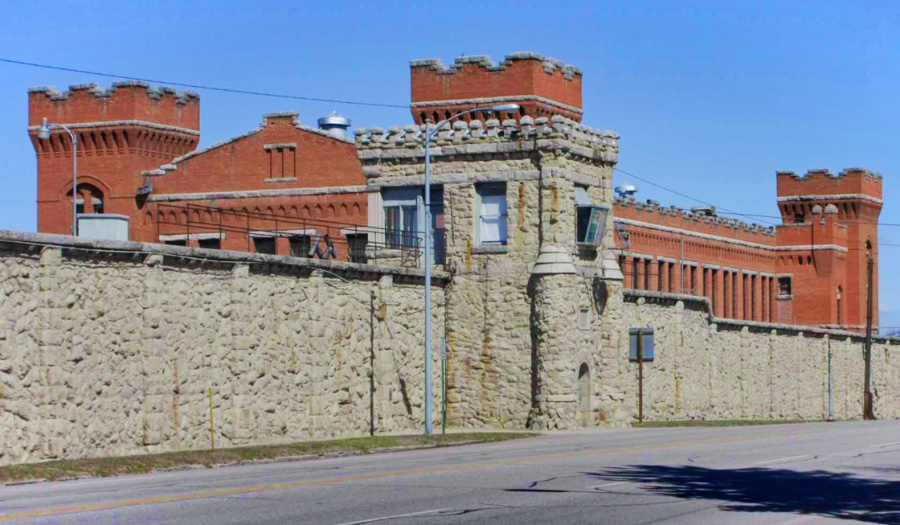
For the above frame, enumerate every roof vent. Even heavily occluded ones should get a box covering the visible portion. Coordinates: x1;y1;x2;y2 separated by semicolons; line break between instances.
318;111;351;139
691;205;716;217
614;183;637;199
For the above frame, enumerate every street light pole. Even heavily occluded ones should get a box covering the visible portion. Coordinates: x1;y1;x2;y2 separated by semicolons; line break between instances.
421;104;519;435
38;118;79;235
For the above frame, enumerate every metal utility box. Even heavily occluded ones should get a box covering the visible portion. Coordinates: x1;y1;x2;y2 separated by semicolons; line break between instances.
78;214;129;241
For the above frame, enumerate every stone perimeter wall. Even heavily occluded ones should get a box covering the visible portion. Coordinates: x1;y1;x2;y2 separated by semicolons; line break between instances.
0;232;446;466
584;289;900;427
1;231;899;465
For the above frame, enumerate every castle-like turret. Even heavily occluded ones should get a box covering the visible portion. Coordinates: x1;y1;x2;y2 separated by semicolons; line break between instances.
776;168;882;328
409;52;582;124
28;82;200;241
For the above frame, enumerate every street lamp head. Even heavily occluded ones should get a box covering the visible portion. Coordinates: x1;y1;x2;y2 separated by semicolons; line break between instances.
37;118;50;140
486;103;520;113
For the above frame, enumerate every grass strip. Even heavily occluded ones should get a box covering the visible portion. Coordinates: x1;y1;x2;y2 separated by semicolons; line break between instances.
0;432;536;484
633;419;817;428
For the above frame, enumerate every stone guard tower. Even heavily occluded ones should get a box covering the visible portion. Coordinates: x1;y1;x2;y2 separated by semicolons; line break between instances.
357;107;621;429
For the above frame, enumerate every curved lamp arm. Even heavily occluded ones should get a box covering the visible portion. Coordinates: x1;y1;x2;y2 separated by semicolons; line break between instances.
425;104;520;142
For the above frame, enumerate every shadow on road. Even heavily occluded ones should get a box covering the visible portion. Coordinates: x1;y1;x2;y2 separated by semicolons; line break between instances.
587;465;900;523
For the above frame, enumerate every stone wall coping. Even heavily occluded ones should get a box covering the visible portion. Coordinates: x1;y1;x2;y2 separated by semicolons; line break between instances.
776;168;882;183
148;185;369;202
410;52;582;79
0;230;449;284
776;193;883;205
157;114;353;170
615;218;845;254
624;289;898;343
614;204;776;238
471;244;509;255
28;120;199;137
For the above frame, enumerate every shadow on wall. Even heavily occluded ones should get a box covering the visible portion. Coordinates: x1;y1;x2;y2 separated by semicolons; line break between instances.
587;465;900;523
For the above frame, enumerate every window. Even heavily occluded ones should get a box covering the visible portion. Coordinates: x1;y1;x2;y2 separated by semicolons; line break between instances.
778;276;792;297
254;237;276;254
837;286;843;325
383;188;421;249
632;258;639;289
75;198;85;215
92;198;104;214
289;236;311;257
164;239;186;247
657;261;665;291
198;238;220;250
644;259;651;290
712;269;718;313
347;233;368;264
574;187;608;246
477;184;507;245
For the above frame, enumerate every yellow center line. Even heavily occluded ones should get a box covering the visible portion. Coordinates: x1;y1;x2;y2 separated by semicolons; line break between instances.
0;429;808;521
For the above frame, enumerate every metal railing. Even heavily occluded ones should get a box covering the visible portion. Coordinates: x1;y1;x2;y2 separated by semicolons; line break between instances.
154;203;446;267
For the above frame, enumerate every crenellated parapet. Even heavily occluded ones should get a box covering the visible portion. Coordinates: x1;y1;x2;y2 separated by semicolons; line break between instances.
411;52;582;80
410;52;583;124
776;167;883;223
614;196;777;248
28;81;200;132
356;115;618;182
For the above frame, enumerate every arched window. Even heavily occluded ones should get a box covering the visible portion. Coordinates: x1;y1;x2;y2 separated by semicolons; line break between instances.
69;184;104;215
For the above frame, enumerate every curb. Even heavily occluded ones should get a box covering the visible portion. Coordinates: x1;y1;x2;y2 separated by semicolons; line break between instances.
1;437;524;487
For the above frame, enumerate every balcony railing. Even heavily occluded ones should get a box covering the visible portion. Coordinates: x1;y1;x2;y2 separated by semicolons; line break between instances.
154;203;446;267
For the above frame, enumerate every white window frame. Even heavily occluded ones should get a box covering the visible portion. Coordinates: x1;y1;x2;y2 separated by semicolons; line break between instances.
476;183;508;245
382;187;423;249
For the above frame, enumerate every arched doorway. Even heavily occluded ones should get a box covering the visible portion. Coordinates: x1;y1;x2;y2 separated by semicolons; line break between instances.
577;363;591;427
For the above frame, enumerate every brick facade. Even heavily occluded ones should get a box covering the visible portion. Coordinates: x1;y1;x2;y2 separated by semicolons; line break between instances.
28;52;881;330
410;53;583;124
613;167;882;331
29;84;368;259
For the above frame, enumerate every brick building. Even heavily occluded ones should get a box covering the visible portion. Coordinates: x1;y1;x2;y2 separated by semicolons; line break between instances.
27;52;881;330
28;83;368;259
614;167;882;330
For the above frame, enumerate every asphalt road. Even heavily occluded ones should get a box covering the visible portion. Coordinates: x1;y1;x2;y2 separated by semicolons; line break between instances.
1;421;899;524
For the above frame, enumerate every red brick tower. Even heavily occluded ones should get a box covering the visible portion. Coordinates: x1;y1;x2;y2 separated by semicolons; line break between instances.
776;168;882;328
28;82;200;241
409;52;582;124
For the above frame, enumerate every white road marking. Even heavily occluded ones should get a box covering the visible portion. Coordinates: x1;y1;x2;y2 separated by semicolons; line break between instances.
591;481;628;489
774;515;832;524
867;441;900;448
332;508;452;525
755;455;814;465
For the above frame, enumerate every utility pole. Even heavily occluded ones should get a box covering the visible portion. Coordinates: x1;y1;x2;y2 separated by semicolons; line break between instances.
864;256;875;420
637;333;644;424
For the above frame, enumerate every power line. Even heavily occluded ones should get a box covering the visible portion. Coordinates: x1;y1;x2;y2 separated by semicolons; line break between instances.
613;167;900;231
614;167;778;226
0;57;409;109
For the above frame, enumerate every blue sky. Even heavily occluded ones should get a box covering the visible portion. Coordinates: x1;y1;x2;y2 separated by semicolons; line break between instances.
2;1;899;326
